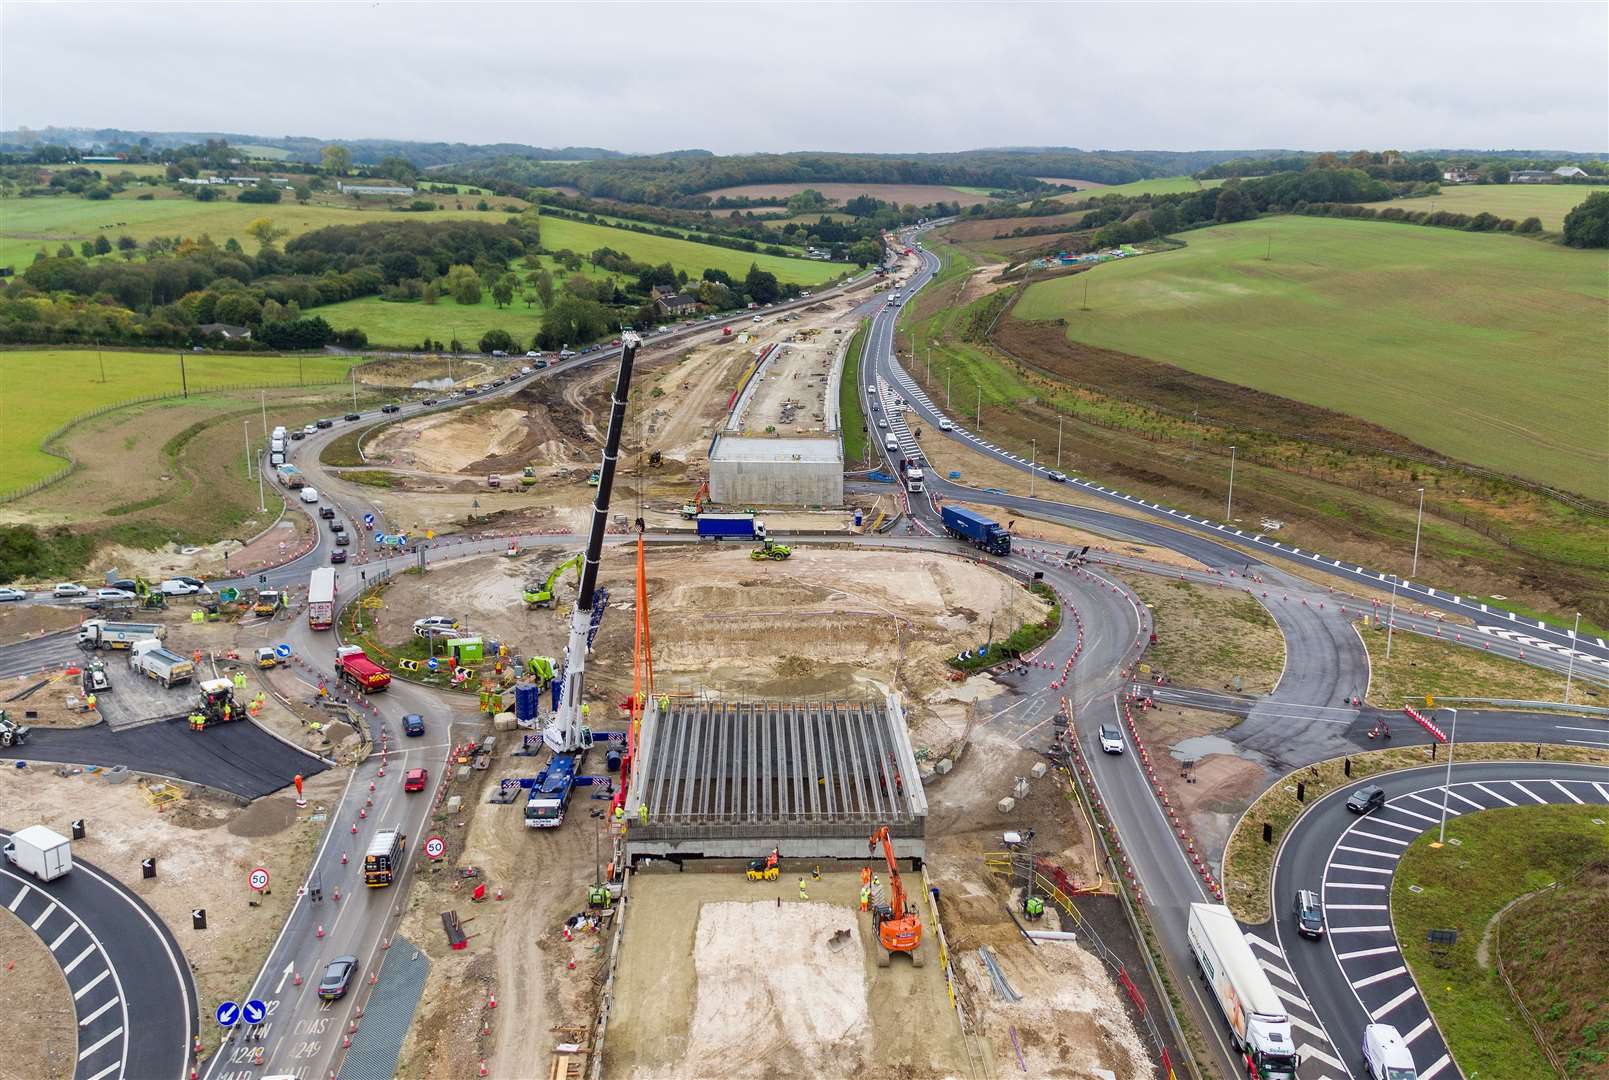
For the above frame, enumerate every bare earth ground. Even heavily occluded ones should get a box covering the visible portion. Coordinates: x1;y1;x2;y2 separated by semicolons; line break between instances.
1118;571;1285;695
948;500;1207;572
0;906;76;1079
1130;705;1266;861
4;668;100;728
0;765;346;1058
606;870;966;1080
0;604;80;647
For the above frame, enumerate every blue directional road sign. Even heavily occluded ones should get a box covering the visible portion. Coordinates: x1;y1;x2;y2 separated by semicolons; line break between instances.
274;643;292;659
243;999;267;1026
363;513;375;528
374;533;389;545
426;657;439;672
215;1001;241;1028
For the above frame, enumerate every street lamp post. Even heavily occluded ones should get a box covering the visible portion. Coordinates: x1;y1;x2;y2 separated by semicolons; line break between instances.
1412;487;1425;578
242;419;252;481
946;364;951;409
1385;577;1398;659
1437;707;1459;844
1057;414;1063;469
1225;445;1237;521
1029;438;1036;499
1565;611;1581;704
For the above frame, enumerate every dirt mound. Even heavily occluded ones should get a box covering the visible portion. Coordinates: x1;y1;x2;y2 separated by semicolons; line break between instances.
368;392;594;476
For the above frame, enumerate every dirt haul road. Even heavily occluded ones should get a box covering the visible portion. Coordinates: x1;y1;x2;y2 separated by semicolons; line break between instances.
0;904;76;1078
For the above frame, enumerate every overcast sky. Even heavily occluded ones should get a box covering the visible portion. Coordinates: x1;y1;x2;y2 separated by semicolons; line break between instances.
3;2;1604;154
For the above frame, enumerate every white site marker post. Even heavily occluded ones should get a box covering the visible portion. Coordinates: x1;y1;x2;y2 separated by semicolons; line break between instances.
1564;611;1581;704
1438;707;1458;844
1225;445;1237;521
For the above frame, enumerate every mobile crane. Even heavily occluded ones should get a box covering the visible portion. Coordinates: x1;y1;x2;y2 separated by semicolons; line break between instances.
868;826;923;967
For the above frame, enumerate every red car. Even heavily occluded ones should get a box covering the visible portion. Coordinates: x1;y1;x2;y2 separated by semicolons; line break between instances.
403;767;428;793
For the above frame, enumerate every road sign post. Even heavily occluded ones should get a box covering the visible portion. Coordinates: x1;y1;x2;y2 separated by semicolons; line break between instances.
248;866;270;893
424;835;446;861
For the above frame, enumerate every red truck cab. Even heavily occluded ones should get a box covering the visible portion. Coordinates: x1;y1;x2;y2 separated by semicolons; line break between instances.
335;645;391;692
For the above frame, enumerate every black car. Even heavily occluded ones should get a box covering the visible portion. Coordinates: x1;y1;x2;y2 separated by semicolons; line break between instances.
344;413;361;422
462;388;478;396
1293;889;1325;937
422;398;438;406
319;506;336;520
329;521;345;534
315;418;334;429
290;430;306;440
107;578;137;592
318;955;358;1001
381;403;401;414
403;713;425;736
330;549;348;564
1346;784;1387;815
334;533;351;547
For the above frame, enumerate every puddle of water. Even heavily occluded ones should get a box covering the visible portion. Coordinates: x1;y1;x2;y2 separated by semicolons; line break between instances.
1170;734;1239;761
411;377;454;390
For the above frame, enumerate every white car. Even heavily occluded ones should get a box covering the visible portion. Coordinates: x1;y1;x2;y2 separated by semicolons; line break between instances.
299;487;319;504
0;587;27;602
525;351;541;358
160;579;203;596
412;616;459;639
52;583;89;598
303;424;317;435
1098;724;1125;754
1047;470;1068;483
93;588;136;601
938;419;953;431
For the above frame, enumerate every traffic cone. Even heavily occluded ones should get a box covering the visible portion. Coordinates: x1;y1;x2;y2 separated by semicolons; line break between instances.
479;1062;489;1078
370;972;378;985
316;924;325;939
341;852;348;865
359;806;367;819
488;992;497;1009
333;886;341;903
351;822;358;834
293;970;302;986
381;936;390;950
342;1034;350;1049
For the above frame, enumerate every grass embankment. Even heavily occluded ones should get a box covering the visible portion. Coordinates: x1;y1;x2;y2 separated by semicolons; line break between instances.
1118;573;1284;694
1360;184;1608;233
1221;745;1609;923
1500;857;1609;1076
537;213;851;286
1394;805;1609;1080
1011;216;1609;498
0;350;356;491
947;581;1059;672
840;319;870;466
1358;621;1584;707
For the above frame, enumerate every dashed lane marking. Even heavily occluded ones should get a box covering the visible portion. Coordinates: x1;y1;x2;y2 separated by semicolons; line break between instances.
29;900;56;931
1370;985;1421;1019
62;943;95;975
85;1062;121;1080
1421;1053;1453;1079
80;996;119;1027
1350;965;1408;990
1403;1017;1435;1044
7;885;25;912
49;921;78;951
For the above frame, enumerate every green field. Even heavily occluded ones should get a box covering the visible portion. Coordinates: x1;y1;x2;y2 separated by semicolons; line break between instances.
840;319;870;464
0;190;516;269
1394;804;1609;1080
1012;215;1609;498
317;293;548;350
0;349;356;491
1361;184;1609;232
537;213;849;285
1054;176;1211;201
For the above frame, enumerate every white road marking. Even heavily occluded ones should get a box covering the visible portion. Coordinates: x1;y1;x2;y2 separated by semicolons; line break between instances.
1288;1014;1329;1041
1271;985;1311;1011
78;1025;123;1060
85;1063;121;1080
1368;817;1427;835
1472;781;1516;806
1444;788;1484;811
1509;780;1546;803
1408;792;1456;816
1370;985;1421;1019
1351;829;1410;846
1403;1016;1435;1044
1328;904;1388;912
1244;931;1284;956
7;885;25;912
74;968;111;1000
1350;965;1408;989
30;901;56;930
1260;959;1296;984
1331;863;1395;875
1384;804;1439;824
80;996;119;1027
1337;844;1400;861
1298;1043;1346;1071
1596;783;1609;802
1330;924;1393;934
62;944;96;975
1421;1053;1453;1079
1338;945;1399;960
1551;779;1583;804
1326;881;1388;892
49;921;78;951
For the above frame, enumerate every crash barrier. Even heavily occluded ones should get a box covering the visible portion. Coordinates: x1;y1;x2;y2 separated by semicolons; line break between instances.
1056;708;1199;1080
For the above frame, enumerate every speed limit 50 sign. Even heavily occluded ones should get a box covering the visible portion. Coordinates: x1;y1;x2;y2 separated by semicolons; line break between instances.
248;866;270;892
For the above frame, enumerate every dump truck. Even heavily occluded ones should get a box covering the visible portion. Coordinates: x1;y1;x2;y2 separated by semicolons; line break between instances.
276;464;306;489
307;567;336;631
336;645;391;693
940;505;1011;556
364;828;406;886
253;590;282;616
3;825;72;882
129;638;195;688
696;513;767;541
78;619;166;651
1187;903;1299;1080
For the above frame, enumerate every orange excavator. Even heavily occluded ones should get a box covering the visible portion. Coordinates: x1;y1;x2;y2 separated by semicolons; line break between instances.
868;826;923;967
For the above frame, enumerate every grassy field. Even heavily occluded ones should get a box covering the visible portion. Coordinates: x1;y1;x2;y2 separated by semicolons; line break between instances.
0;349;356;490
536;214;848;285
1359;622;1579;707
699;182;998;208
840;319;870;465
1361;184;1608;232
316;293;547;350
0;190;519;269
1394;804;1609;1080
1051;176;1210;201
1012;216;1609;498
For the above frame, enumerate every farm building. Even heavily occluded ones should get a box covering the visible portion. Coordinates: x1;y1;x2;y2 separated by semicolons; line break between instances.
1510;170;1555;184
1553;165;1589;178
654;292;700;317
336;181;415;197
708;435;842;506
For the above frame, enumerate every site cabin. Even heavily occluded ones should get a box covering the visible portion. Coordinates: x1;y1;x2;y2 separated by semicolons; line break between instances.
364;828;406;886
307;567;336;630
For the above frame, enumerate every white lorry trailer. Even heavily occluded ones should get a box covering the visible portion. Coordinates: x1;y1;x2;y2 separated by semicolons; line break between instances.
3;825;72;881
129;638;196;688
78;619;166;650
307;567;336;631
1187;903;1300;1080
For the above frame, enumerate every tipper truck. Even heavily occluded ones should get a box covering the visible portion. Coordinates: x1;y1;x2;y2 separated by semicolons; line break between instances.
78;619;166;650
308;567;336;631
129;638;196;688
3;825;72;881
696;513;767;541
1187;903;1299;1080
940;505;1011;556
336;645;391;693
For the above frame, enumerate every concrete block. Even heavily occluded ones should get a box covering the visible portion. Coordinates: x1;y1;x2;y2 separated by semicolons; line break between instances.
1029;762;1048;780
492;713;518;732
454;764;471;781
106;765;129;784
445;795;463;814
935;758;953;775
997;797;1016;814
480;734;497;751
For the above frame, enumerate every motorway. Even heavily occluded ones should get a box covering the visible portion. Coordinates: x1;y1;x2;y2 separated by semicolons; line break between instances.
0;830;197;1080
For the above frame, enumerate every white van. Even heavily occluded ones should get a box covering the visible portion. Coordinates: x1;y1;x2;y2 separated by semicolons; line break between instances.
271;437;285;453
269;451;285;467
1361;1024;1416;1080
271;426;287;440
938;419;953;431
300;487;319;504
883;434;899;452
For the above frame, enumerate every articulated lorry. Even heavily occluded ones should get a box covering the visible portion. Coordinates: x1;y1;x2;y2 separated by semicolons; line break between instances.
3;825;72;882
129;638;195;688
940;505;1011;556
901;459;925;494
308;567;336;631
78;619;166;650
1187;903;1300;1080
696;513;767;541
336;645;391;692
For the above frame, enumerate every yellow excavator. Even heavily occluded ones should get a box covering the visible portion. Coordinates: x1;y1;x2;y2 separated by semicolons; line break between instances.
523;553;582;609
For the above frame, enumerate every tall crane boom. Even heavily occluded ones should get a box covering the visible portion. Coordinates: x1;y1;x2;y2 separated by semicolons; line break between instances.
544;333;641;754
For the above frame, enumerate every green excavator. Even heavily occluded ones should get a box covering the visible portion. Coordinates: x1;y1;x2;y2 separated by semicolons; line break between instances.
523;553;582;609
